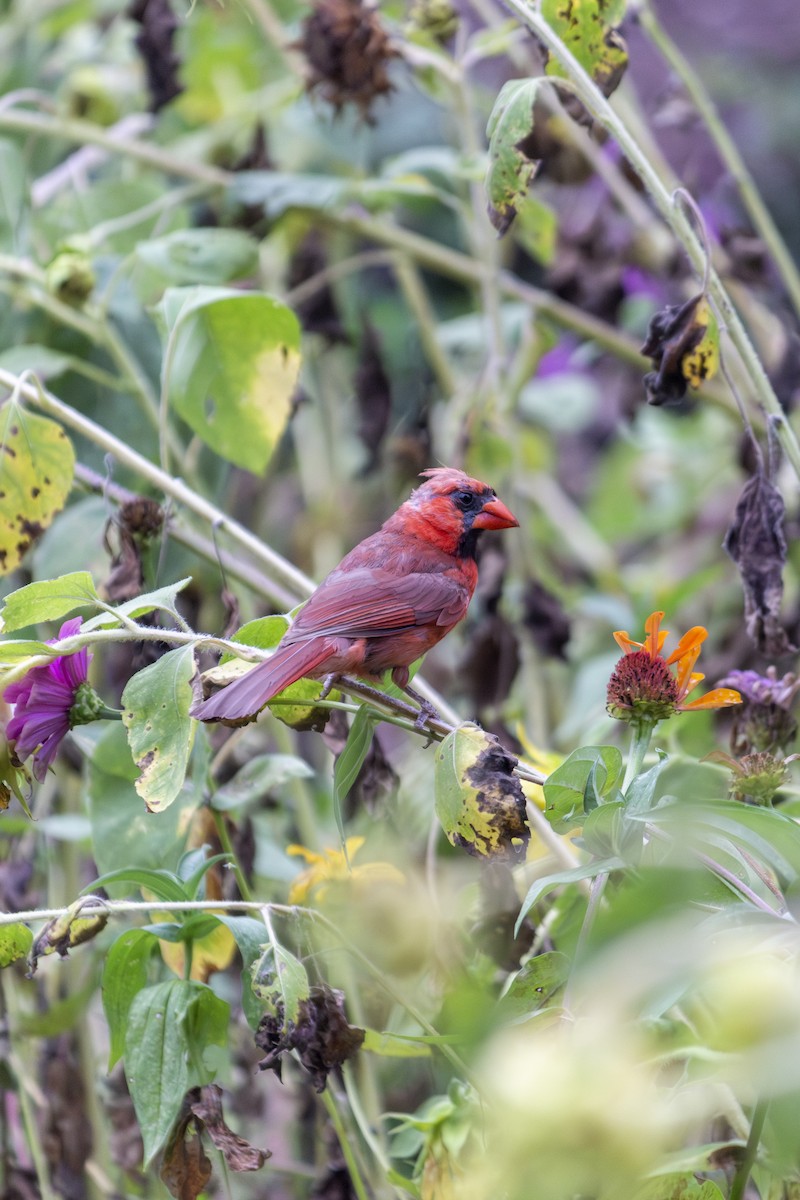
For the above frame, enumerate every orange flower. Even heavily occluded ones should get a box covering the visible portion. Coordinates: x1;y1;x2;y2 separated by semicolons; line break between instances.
607;611;741;725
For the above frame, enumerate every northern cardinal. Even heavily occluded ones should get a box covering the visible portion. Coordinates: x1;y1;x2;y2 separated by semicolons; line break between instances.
191;468;518;723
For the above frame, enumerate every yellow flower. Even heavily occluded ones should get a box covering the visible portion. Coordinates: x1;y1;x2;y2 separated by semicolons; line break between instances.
607;610;741;725
287;836;405;905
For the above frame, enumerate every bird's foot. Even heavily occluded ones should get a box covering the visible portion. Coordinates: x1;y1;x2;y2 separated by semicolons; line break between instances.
401;683;441;733
319;673;340;701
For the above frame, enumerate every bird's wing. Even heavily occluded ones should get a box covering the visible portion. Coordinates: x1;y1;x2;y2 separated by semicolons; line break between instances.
288;568;471;641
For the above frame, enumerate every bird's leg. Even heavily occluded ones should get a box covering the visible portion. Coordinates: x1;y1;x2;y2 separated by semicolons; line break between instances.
391;668;441;731
318;673;340;701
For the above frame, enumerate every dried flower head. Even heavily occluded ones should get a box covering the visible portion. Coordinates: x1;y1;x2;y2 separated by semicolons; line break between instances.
296;0;398;122
707;749;797;806
607;611;741;727
719;667;800;756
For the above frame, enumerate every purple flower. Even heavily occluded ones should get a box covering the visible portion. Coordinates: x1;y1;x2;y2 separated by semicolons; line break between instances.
5;617;91;782
717;668;800;710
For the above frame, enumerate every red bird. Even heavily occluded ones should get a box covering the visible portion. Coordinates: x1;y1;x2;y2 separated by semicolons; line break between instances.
191;468;518;723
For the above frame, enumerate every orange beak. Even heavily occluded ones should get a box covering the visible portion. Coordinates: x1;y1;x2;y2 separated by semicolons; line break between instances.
472;496;519;530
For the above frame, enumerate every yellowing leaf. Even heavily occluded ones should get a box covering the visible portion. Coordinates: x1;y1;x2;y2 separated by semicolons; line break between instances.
158;288;302;475
157;917;237;982
434;724;529;860
0;404;75;575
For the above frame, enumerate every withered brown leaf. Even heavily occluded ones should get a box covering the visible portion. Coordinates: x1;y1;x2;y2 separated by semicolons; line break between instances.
724;466;796;656
160;1085;269;1200
255;983;365;1092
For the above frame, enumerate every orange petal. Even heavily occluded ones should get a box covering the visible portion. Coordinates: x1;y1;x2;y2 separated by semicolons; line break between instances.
680;688;742;711
613;630;641;654
665;625;707;667
643;611;666;658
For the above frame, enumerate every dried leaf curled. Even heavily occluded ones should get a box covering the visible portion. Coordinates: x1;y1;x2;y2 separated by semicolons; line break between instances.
255;983;365;1092
724;469;796;656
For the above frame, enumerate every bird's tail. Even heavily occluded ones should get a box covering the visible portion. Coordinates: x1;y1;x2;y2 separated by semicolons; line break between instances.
190;639;334;722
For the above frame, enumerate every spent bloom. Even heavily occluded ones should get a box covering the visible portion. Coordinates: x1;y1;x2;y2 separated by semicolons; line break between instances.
607;610;741;727
718;667;800;755
5;617;107;782
287;836;404;905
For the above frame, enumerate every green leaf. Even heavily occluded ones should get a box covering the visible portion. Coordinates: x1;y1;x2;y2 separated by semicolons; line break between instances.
134;228;259;296
485;79;543;234
332;705;375;846
581;800;625;858
0;345;73;382
0;638;54;664
0;922;33;967
434;724;529;859
125;979;229;1163
0;571;99;632
226;171;349;221
513;194;558;265
211;753;314;811
157;287;301;474
624;749;668;814
516;855;623;931
87;723;193;886
82;578;192;631
215;915;269;1029
221;615;288;663
496;951;570;1023
543;745;622;832
121;645;195;813
102;928;157;1068
541;0;628;96
250;940;310;1025
85;866;189;903
0;404;75;576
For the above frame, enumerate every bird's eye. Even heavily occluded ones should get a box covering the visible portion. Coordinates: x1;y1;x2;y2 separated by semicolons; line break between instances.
452;489;477;511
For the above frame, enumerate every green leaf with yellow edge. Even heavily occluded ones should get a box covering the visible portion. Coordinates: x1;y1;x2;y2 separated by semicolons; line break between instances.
434;724;529;860
682;299;720;389
121;645;195;813
0;922;33;967
0;403;75;576
157;286;301;475
0;571;98;632
485;79;543;235
542;0;628;95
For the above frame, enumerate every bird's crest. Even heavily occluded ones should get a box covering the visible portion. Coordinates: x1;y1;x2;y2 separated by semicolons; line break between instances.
415;467;492;497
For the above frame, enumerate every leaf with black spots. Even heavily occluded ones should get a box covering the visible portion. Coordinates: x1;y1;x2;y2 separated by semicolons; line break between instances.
28;897;108;974
541;0;628;97
0;404;75;576
641;294;719;407
485;79;543;235
434;724;529;861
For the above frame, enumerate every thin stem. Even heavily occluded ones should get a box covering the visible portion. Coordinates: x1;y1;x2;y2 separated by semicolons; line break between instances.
623;722;654;792
319;1090;372;1200
210;808;253;902
0;107;228;186
637;0;800;323
729;1097;769;1200
503;0;800;480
